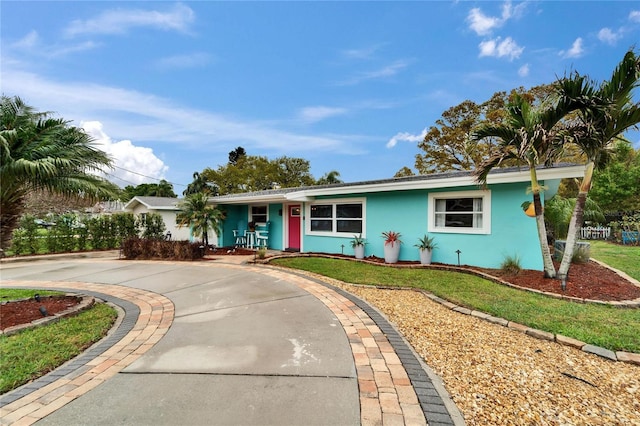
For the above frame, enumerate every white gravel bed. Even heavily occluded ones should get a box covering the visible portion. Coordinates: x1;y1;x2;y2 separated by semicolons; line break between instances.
325;278;640;425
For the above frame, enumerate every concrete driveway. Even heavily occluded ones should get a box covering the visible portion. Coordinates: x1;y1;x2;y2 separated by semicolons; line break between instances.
0;255;460;425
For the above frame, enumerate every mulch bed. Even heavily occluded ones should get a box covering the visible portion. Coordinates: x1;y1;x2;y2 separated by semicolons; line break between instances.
303;253;640;302
477;261;640;302
1;296;81;330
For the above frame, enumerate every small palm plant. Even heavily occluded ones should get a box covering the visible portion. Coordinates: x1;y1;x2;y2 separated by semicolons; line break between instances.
351;234;366;259
414;234;437;251
350;234;366;247
415;234;437;265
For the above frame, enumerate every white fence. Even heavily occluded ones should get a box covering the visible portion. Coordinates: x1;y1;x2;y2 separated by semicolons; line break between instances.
580;226;611;240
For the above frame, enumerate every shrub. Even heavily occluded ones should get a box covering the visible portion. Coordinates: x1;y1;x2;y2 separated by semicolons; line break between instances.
18;215;40;254
139;213;166;240
10;228;28;255
500;254;522;275
257;247;267;259
572;245;591;264
610;213;640;246
122;238;203;261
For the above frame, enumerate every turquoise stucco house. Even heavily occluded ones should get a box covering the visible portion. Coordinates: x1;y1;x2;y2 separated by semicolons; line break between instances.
210;164;585;271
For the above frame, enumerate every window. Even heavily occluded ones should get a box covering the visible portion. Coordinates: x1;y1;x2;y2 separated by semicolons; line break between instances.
308;199;365;236
250;205;268;224
428;190;490;234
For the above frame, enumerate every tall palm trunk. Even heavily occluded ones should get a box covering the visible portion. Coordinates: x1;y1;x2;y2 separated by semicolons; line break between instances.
557;161;594;278
530;168;557;278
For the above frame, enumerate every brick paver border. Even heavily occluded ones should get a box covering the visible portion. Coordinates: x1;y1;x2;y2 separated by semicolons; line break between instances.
0;281;174;426
253;265;461;426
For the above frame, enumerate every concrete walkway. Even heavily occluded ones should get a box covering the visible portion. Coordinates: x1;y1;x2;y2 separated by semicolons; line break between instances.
0;254;462;425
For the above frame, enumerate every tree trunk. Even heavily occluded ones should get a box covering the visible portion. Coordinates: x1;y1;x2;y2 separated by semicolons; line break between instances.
530;168;556;278
558;162;594;279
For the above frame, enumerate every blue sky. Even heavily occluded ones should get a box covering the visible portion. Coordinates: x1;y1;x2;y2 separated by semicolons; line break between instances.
2;1;639;192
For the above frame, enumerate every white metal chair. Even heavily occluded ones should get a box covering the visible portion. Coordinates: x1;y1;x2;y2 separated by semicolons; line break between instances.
255;230;269;248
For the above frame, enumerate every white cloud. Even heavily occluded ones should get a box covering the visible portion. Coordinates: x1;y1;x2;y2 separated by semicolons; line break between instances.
298;106;348;123
598;28;621;45
82;121;168;186
337;60;410;85
561;38;584;58
156;52;212;69
13;30;39;49
2;66;363;159
467;8;501;36
518;63;530;77
342;44;383;60
65;3;195;38
629;11;640;22
478;37;523;60
9;30;99;58
386;128;427;149
467;1;523;36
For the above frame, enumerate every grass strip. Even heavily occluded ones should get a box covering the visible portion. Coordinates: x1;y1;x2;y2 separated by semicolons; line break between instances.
589;240;640;281
0;303;117;394
0;289;63;301
271;256;640;353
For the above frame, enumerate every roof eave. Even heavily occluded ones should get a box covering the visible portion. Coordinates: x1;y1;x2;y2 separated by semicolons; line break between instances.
212;193;290;205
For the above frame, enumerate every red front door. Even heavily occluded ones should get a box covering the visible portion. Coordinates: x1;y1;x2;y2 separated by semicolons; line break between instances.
288;205;301;251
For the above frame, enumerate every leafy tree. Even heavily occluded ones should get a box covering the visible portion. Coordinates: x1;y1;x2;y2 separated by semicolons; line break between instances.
589;140;640;212
555;49;640;279
201;153;316;195
120;180;177;202
177;193;225;246
394;167;415;178
228;146;247;165
473;93;578;278
0;96;118;249
415;98;502;174
316;170;344;185
411;87;549;175
405;85;586;176
273;156;315;187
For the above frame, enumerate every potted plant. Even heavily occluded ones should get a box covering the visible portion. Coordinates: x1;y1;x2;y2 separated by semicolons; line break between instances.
415;234;437;265
350;234;366;259
382;231;402;263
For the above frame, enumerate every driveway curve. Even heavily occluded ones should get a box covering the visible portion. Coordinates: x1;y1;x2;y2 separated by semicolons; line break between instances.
0;256;461;425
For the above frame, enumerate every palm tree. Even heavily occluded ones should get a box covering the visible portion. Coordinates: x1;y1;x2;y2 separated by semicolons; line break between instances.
176;193;225;247
183;171;216;196
544;195;605;241
316;170;343;185
0;96;118;249
555;49;640;281
473;94;577;278
148;179;176;198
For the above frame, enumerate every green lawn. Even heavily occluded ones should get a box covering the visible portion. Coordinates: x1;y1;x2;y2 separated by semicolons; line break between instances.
589;240;640;281
271;248;640;353
0;290;117;394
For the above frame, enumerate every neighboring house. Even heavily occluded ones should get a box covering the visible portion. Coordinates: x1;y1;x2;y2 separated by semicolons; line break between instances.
211;164;586;270
123;196;193;242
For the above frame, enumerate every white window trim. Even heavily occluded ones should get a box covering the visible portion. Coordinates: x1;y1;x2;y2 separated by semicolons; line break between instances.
306;198;366;237
249;205;268;225
428;190;491;235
